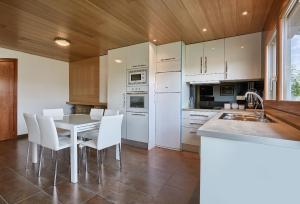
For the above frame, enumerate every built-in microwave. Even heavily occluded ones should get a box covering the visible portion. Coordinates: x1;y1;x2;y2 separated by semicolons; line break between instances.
127;68;148;86
126;93;148;113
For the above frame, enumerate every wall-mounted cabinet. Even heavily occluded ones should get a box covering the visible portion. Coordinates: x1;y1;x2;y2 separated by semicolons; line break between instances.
225;32;262;80
184;32;262;83
185;39;225;83
126;42;149;69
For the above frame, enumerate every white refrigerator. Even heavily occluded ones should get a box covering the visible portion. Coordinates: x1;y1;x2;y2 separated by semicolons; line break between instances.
155;72;181;150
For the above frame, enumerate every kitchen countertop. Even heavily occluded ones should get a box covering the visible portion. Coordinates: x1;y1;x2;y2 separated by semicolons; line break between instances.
197;110;300;149
182;108;223;112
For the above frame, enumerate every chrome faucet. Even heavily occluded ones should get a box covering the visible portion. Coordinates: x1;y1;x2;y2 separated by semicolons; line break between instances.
244;91;265;119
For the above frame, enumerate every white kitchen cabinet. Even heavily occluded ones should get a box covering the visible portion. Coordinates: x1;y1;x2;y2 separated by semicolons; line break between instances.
127;42;149;69
155;72;181;93
203;39;225;74
156;93;181;150
185;43;203;75
185;39;224;83
157;42;182;72
225;32;262;80
126;112;149;143
107;47;127;138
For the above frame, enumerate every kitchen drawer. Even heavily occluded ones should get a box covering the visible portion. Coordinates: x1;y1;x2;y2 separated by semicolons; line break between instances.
182;118;206;128
182;111;217;119
182;126;200;146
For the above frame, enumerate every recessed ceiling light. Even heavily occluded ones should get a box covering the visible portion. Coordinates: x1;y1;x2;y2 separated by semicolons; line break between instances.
202;28;207;32
115;59;122;63
211;47;215;50
153;39;157;42
54;37;70;47
241;46;245;49
242;11;248;16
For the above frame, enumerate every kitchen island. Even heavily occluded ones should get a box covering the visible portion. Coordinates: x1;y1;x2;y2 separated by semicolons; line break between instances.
197;110;300;204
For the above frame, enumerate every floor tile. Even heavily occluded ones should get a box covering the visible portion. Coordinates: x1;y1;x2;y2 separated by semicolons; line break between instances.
16;191;60;204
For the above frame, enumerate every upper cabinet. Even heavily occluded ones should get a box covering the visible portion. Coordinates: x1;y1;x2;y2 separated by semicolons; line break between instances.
185;39;225;83
225;32;262;80
127;42;149;69
157;42;182;72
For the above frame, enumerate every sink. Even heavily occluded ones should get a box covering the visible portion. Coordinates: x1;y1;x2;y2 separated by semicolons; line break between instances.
219;113;274;123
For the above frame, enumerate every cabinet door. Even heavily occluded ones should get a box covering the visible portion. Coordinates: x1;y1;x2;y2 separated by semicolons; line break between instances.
204;39;225;74
157;41;181;62
156;72;181;93
108;47;127;138
127;43;149;69
185;43;203;75
156;93;181;150
225;33;262;80
126;112;148;143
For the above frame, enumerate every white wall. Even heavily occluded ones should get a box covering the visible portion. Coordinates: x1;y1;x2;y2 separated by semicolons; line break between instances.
0;47;69;135
99;55;108;103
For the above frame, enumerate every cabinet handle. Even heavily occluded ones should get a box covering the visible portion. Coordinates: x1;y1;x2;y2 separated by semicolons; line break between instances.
205;57;207;73
200;57;203;74
161;57;176;62
189;131;197;134
131;113;146;116
189;122;203;125
190;114;209;117
225;61;228;79
122;93;126;108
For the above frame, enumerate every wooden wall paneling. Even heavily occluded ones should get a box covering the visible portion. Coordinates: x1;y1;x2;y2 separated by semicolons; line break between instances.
0;0;274;62
69;56;99;104
0;59;17;141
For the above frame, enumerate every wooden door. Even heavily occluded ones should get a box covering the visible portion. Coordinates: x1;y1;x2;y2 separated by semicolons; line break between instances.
0;59;17;141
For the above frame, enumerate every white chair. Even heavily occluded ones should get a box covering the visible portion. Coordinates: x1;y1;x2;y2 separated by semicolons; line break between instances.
36;115;81;185
42;108;70;136
80;115;123;183
90;108;104;117
104;109;119;116
23;113;41;170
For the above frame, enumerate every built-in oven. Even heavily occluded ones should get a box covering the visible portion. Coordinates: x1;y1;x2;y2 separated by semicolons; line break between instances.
126;93;148;113
127;68;148;86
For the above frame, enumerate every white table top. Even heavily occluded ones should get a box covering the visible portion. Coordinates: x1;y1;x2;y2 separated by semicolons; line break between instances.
54;114;101;125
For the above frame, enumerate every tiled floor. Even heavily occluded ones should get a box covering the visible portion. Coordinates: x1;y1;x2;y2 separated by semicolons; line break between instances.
0;138;200;204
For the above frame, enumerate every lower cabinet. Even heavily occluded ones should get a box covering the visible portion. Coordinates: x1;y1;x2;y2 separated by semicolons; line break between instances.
126;112;149;143
182;110;218;149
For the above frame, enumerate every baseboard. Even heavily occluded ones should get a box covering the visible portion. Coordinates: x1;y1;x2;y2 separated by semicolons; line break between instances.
121;138;148;149
18;134;28;139
182;143;199;153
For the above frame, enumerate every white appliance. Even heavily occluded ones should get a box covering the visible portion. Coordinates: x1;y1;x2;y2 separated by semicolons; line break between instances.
127;68;148;86
126;93;148;113
126;112;149;143
155;71;181;150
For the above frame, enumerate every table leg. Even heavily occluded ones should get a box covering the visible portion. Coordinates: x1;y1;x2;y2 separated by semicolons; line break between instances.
31;143;38;163
116;144;120;160
70;127;78;183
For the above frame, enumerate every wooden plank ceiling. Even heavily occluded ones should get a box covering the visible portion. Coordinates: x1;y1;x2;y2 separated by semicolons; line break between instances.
0;0;274;62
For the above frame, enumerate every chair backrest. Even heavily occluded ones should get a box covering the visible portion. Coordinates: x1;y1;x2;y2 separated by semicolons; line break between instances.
90;108;104;117
97;115;123;150
42;108;64;117
104;109;119;116
23;113;40;144
36;115;59;151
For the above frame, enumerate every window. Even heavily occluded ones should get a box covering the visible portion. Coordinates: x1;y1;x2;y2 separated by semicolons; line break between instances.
266;32;277;100
283;0;300;101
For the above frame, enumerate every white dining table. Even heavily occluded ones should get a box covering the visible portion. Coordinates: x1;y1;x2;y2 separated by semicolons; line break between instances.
31;114;120;183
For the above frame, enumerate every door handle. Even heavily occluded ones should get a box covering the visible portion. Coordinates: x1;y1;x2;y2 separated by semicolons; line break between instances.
200;57;203;74
205;57;207;73
225;61;228;79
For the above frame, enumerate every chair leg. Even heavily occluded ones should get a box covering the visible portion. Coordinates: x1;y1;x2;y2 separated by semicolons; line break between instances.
25;142;31;170
84;147;88;174
100;150;103;165
96;150;101;184
118;143;122;171
38;147;44;177
54;151;58;186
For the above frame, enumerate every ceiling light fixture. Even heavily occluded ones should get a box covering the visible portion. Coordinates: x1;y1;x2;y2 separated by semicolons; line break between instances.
115;59;122;63
241;46;245;49
202;28;207;32
54;37;70;47
242;11;248;16
153;39;157;42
